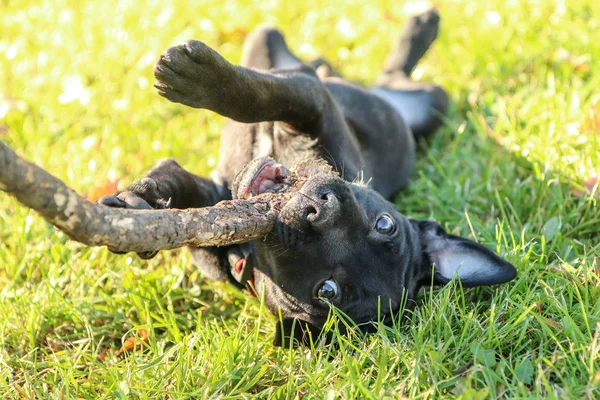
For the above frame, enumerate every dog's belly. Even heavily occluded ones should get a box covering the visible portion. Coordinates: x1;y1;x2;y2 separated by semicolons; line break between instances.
371;88;431;129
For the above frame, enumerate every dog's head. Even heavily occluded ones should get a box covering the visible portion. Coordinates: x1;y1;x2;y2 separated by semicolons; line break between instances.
233;158;516;345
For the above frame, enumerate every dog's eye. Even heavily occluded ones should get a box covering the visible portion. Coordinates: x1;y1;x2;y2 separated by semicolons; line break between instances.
317;279;339;300
376;214;396;234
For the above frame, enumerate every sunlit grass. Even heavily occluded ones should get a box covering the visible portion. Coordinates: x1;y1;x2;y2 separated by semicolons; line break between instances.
1;0;599;398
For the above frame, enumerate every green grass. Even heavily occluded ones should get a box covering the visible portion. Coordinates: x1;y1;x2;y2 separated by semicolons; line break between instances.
1;0;599;398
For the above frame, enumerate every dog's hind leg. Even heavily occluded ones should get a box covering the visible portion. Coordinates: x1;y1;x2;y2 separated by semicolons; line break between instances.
308;57;342;79
241;27;341;82
240;26;303;70
372;8;448;138
376;8;440;83
371;82;448;138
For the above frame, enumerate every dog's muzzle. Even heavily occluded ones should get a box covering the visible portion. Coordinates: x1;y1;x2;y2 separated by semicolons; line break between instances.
278;174;344;230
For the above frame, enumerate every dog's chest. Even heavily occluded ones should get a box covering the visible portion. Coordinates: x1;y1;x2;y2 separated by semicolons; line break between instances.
252;122;323;167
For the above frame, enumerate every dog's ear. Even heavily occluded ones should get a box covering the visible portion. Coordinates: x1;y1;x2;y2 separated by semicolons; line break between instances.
273;318;323;347
413;220;517;287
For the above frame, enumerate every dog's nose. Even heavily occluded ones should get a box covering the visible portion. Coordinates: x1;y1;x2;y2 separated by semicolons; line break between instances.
302;189;339;227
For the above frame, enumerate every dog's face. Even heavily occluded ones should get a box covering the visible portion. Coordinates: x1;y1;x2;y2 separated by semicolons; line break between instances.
234;159;517;345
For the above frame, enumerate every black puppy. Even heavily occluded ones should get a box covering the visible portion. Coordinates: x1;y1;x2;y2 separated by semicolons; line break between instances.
100;10;516;345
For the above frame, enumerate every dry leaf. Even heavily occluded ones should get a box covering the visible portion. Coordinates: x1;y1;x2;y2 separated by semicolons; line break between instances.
554;48;591;73
115;329;149;356
85;179;120;202
97;347;110;362
571;176;598;198
540;316;563;331
582;100;600;135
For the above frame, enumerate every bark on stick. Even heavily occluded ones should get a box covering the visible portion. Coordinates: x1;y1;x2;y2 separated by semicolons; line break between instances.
0;141;283;253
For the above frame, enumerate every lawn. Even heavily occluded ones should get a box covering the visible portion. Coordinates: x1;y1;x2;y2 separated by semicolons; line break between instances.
1;0;599;398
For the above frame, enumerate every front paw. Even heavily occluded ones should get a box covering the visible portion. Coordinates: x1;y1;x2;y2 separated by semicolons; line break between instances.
98;191;153;210
153;40;236;110
98;178;167;260
102;177;169;209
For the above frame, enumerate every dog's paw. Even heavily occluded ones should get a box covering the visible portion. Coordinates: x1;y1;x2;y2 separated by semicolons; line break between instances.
406;8;440;46
153;40;236;110
98;178;168;260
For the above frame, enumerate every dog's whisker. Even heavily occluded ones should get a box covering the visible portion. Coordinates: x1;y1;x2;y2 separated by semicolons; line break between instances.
319;145;339;173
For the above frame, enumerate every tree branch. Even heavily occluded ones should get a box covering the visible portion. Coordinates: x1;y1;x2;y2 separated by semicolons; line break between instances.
0;141;285;253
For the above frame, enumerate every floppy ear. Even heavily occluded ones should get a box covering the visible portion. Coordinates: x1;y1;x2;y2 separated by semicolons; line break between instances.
414;220;517;287
273;318;325;347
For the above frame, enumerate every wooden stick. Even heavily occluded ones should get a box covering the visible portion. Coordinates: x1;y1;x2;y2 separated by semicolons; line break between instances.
0;141;285;253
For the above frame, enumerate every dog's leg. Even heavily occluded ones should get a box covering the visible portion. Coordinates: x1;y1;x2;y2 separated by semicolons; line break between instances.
376;8;440;82
308;58;342;80
98;159;232;280
153;41;332;130
99;158;223;211
240;26;303;70
372;8;448;138
241;25;342;79
99;160;235;282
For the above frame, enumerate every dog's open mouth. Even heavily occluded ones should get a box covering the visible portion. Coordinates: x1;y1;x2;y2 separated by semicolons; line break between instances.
233;158;290;200
228;157;342;246
232;157;338;201
231;157;337;200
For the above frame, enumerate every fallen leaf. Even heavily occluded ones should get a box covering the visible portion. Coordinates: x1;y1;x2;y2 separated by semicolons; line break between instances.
571;176;598;198
541;216;562;242
515;359;534;385
582;100;600;135
115;329;149;356
97;347;110;362
541;316;563;331
470;342;496;368
85;179;120;202
554;49;591;73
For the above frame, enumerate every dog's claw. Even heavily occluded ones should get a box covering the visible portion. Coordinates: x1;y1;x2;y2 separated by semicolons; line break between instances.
98;195;127;208
154;83;169;91
183;43;193;55
138;250;159;260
